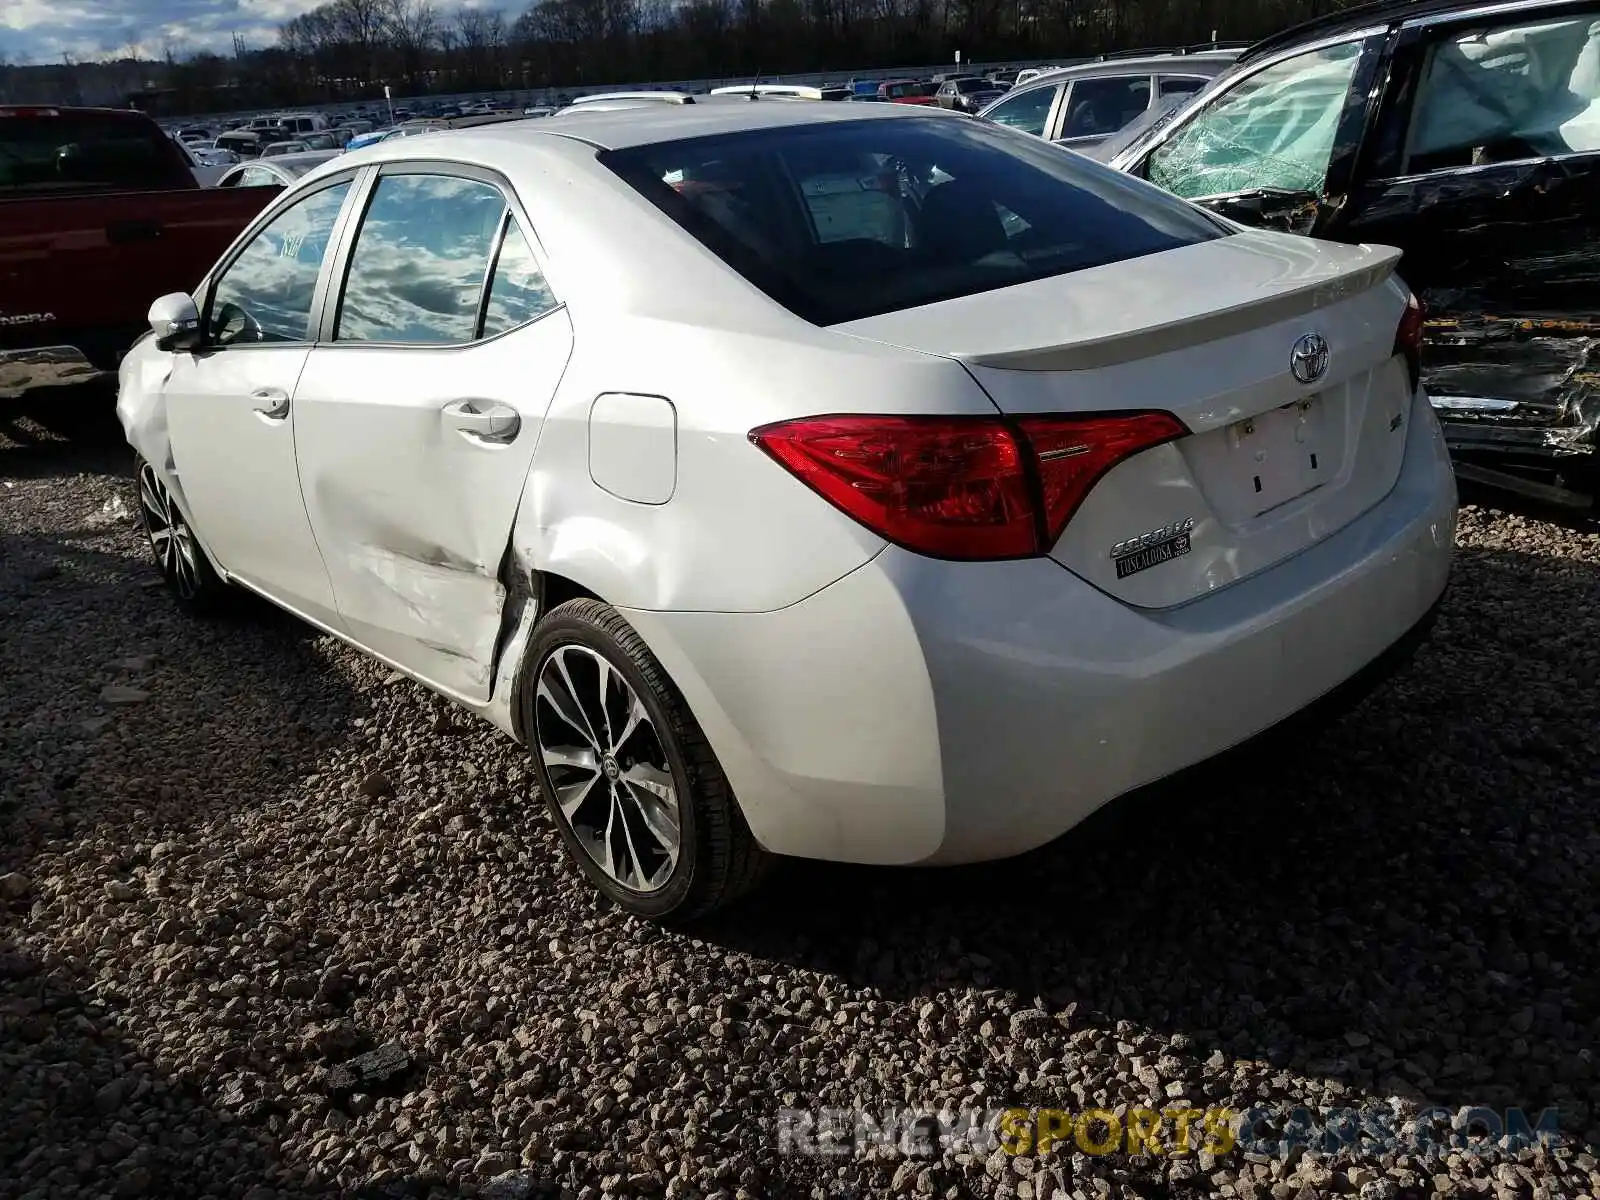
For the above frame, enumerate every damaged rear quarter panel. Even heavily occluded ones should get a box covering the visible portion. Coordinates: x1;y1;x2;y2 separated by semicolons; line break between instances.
507;313;1000;616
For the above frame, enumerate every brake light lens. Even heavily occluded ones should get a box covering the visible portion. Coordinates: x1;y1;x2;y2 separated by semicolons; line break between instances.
1019;412;1189;547
749;411;1187;560
1395;291;1426;392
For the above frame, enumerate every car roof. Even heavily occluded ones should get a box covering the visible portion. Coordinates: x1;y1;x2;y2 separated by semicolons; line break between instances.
571;91;697;104
1011;51;1239;90
372;98;950;153
265;150;341;170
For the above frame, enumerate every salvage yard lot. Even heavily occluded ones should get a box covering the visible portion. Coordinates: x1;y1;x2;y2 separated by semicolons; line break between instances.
2;415;1598;1200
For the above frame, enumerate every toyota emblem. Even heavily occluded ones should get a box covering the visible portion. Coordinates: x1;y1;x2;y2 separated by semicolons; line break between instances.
1290;332;1330;384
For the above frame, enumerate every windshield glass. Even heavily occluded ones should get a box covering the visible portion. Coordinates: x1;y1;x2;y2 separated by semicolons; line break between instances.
601;115;1226;325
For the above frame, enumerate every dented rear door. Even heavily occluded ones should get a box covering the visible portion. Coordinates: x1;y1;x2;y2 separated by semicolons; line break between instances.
292;167;571;703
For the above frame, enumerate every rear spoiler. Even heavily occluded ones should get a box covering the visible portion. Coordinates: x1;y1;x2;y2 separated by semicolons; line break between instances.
961;247;1401;372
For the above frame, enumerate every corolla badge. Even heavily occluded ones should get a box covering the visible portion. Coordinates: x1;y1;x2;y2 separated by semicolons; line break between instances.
1290;332;1330;384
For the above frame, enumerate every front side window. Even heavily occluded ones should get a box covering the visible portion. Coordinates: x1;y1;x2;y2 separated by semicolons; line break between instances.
206;181;351;346
984;84;1061;136
1147;41;1365;199
1405;14;1600;172
334;174;507;345
1061;76;1153;139
603;116;1226;325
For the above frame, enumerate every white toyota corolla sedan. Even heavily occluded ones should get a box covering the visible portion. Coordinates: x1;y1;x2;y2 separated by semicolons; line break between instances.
118;101;1457;919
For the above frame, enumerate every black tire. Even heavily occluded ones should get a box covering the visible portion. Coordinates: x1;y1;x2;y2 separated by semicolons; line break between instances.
133;454;230;615
520;598;772;921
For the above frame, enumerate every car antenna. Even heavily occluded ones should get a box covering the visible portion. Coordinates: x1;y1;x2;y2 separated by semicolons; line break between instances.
747;70;761;100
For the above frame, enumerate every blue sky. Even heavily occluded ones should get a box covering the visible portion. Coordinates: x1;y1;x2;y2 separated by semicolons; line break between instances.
0;0;321;63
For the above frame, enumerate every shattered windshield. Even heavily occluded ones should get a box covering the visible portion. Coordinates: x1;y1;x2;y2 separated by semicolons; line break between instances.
1145;40;1364;199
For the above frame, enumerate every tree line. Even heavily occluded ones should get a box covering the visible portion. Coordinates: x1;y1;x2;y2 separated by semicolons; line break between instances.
2;0;1360;115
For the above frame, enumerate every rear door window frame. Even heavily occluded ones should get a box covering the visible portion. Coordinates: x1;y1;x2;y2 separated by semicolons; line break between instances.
311;158;564;349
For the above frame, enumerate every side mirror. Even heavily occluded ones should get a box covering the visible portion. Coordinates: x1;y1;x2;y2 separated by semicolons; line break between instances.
149;292;201;352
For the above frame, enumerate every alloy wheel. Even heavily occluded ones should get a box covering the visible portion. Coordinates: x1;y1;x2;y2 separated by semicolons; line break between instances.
533;644;682;892
137;461;201;600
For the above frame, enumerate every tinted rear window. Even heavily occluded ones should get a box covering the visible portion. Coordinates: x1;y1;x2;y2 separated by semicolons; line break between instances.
0;113;182;191
600;115;1226;325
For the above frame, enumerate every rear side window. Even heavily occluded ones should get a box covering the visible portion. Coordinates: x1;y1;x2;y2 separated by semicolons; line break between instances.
335;174;508;345
601;116;1225;325
1062;76;1154;139
0;114;181;191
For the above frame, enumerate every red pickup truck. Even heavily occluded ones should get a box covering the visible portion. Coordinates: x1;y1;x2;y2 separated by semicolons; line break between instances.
1;106;270;403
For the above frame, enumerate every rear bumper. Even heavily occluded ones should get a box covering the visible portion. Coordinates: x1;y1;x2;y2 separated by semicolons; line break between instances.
622;389;1457;866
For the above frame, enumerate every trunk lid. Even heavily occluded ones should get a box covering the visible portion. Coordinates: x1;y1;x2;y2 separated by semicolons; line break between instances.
835;231;1416;607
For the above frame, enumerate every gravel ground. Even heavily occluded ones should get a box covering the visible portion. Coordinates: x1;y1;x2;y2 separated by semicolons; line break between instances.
3;412;1599;1200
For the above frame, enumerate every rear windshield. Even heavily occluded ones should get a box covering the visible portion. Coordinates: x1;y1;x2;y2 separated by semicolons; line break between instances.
0;113;183;191
600;115;1226;325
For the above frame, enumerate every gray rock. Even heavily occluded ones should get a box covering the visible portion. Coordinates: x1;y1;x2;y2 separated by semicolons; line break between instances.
93;1079;126;1114
98;684;149;705
358;771;395;798
325;1044;412;1093
481;1173;540;1200
0;872;30;900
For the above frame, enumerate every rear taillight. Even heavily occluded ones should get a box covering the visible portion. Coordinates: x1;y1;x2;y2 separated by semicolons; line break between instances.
1018;412;1188;548
749;411;1186;561
1395;291;1426;392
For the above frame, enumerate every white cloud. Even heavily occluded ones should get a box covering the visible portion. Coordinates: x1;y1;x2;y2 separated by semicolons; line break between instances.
2;0;326;62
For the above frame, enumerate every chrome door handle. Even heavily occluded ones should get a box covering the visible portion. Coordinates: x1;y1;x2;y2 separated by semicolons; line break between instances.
252;387;290;420
443;399;521;445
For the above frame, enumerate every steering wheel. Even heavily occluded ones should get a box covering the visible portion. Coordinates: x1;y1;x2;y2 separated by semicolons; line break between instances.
213;301;263;346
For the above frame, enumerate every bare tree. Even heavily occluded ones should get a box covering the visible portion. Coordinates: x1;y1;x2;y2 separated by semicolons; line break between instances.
388;0;440;89
0;0;1363;114
454;6;507;88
